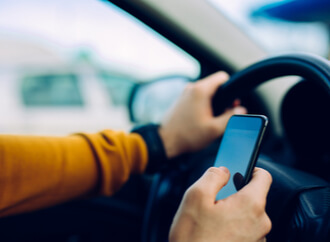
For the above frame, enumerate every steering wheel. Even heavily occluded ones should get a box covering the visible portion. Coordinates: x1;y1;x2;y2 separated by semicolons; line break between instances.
212;52;330;115
142;53;330;242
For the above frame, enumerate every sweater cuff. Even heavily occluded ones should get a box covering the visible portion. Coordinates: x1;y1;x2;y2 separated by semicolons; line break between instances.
131;124;167;173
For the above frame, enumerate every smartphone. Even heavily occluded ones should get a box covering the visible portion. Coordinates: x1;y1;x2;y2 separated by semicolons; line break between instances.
214;114;268;200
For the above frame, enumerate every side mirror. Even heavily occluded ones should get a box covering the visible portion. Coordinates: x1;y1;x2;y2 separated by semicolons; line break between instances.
128;76;191;124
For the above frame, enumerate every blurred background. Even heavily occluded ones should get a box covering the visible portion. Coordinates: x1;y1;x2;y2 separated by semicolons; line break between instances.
210;0;329;57
0;0;329;135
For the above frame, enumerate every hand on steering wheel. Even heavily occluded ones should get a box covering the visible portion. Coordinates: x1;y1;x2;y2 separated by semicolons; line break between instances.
159;71;246;159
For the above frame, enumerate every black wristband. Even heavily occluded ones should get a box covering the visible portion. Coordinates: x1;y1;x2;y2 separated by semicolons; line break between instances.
131;124;168;173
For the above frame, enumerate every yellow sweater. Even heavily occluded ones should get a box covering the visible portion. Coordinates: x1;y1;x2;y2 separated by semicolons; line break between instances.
0;130;148;217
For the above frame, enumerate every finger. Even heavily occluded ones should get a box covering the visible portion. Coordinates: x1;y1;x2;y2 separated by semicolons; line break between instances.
240;168;272;203
199;71;229;96
194;166;230;201
211;106;247;135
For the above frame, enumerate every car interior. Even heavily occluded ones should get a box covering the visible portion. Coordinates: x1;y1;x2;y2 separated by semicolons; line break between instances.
0;0;329;241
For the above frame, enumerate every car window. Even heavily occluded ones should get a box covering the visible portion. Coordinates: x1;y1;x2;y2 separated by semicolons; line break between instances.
0;0;200;134
209;0;329;57
21;73;84;106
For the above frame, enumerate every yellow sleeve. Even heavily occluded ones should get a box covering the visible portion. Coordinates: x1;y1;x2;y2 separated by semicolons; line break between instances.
0;130;148;217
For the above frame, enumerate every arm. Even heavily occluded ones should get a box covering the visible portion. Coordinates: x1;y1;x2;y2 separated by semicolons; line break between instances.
0;71;244;217
0;130;147;217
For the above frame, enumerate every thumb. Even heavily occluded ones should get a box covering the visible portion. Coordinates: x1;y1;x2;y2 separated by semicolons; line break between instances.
194;166;230;201
199;71;229;96
212;106;247;135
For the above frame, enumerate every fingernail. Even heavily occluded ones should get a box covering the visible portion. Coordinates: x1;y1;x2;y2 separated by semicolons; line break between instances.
234;107;247;114
219;166;229;174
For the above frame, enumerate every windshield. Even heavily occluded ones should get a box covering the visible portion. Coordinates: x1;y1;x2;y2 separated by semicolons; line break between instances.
0;0;200;134
209;0;330;58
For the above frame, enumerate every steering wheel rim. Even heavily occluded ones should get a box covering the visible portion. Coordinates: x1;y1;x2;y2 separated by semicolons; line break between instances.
212;53;330;116
142;53;330;242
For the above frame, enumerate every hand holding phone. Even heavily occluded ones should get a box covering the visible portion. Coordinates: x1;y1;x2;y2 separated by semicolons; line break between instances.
214;114;268;200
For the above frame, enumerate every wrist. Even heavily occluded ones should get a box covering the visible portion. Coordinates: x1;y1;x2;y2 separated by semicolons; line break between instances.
131;124;168;173
158;126;181;159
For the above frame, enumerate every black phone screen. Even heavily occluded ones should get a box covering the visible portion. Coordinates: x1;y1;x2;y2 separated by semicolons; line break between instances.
214;115;267;200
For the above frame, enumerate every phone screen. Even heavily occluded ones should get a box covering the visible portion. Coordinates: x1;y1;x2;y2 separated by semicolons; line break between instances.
214;115;267;200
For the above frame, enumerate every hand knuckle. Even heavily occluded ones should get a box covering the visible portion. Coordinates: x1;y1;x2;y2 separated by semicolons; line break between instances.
207;167;225;177
189;83;205;96
252;200;266;215
263;216;272;234
265;170;273;184
183;185;210;210
258;168;272;184
185;185;205;201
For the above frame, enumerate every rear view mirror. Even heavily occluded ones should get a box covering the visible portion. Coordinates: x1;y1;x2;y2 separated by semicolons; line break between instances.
128;76;191;124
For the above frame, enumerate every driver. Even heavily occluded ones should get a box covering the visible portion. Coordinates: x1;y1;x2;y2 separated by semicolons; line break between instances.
0;71;272;241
